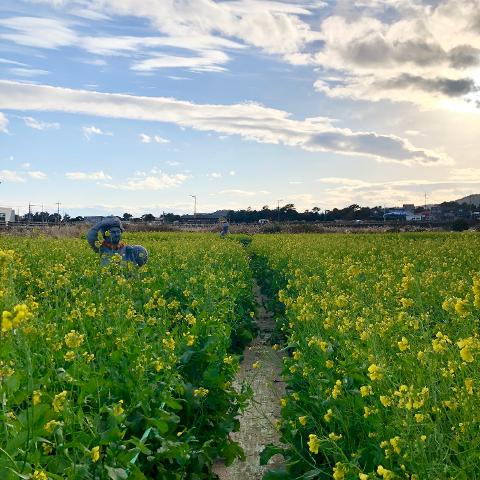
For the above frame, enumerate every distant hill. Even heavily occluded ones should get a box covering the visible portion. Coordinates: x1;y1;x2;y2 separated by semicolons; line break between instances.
456;194;480;207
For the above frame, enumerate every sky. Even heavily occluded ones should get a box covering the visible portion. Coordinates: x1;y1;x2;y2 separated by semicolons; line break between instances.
0;0;480;217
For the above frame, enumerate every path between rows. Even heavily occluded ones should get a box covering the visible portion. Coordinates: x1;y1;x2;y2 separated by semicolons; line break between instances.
213;280;285;480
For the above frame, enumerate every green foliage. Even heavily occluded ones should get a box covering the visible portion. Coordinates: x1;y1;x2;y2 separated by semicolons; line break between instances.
252;232;480;480
0;233;255;479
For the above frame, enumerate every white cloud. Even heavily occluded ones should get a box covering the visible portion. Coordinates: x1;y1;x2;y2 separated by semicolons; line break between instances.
8;67;50;77
26;170;47;179
139;133;169;144
0;1;326;73
23;116;60;130
0;80;451;165
311;1;480;110
0;168;47;182
0;169;25;182
315;174;480;209
100;169;187;190
66;171;112;180
82;125;113;139
166;160;181;166
131;50;230;73
207;172;222;178
219;189;270;196
20;162;31;169
229;170;236;176
0;57;28;66
0;16;77;49
0;112;8;133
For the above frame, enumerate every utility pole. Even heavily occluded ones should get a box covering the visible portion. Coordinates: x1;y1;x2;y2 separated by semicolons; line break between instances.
277;199;283;223
28;202;37;225
189;195;197;218
56;201;61;225
424;192;428;210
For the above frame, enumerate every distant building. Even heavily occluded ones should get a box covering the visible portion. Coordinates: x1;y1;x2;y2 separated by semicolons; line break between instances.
84;216;105;224
180;214;221;224
0;207;15;224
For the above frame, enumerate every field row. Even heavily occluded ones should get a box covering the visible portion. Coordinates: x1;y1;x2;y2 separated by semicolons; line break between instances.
0;233;255;479
252;233;480;479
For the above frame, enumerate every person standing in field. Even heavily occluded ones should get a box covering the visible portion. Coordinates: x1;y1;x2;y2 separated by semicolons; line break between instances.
220;217;229;237
86;216;148;266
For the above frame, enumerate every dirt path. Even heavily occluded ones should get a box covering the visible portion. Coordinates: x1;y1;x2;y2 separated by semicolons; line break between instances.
213;281;285;480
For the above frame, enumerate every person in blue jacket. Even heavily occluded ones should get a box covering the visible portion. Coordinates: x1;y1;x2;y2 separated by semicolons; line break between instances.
86;216;148;266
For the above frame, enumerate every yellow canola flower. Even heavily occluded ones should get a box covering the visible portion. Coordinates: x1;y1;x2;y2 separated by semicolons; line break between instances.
91;446;101;462
64;330;85;349
308;434;320;454
33;390;42;406
367;364;383;381
252;361;261;369
298;416;307;426
329;432;343;441
64;351;76;362
333;462;347;480
465;378;474;395
390;436;401;454
44;420;62;433
377;465;394;480
324;408;333;422
52;391;68;413
397;337;409;351
432;332;451;353
454;298;468;317
332;380;342;399
359;474;369;480
1;311;13;332
31;471;48;480
379;395;392;407
193;387;209;398
360;385;373;397
457;337;476;363
113;400;124;416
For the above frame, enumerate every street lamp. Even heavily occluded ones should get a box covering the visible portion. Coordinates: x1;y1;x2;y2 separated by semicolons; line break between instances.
189;195;197;217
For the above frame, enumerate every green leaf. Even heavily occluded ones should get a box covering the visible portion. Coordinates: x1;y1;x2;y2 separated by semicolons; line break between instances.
262;469;290;480
105;466;129;480
260;444;285;466
221;441;245;466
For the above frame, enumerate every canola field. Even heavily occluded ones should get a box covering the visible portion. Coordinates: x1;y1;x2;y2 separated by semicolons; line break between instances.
253;233;480;480
0;233;254;480
1;231;479;480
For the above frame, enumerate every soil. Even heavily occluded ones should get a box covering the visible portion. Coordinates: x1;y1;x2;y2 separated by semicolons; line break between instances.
213;281;285;480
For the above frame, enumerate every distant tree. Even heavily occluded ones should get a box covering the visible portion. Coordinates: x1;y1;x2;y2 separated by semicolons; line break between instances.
48;213;61;223
62;213;71;223
451;218;470;231
122;213;133;221
164;213;181;223
142;213;155;222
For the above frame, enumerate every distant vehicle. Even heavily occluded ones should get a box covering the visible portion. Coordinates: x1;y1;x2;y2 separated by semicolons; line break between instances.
258;219;270;224
384;212;407;221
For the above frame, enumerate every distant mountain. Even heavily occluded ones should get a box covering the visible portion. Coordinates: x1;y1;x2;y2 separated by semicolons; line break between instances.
456;194;480;207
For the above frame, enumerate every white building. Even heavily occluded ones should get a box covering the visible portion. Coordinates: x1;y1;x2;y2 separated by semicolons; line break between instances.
0;207;15;224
